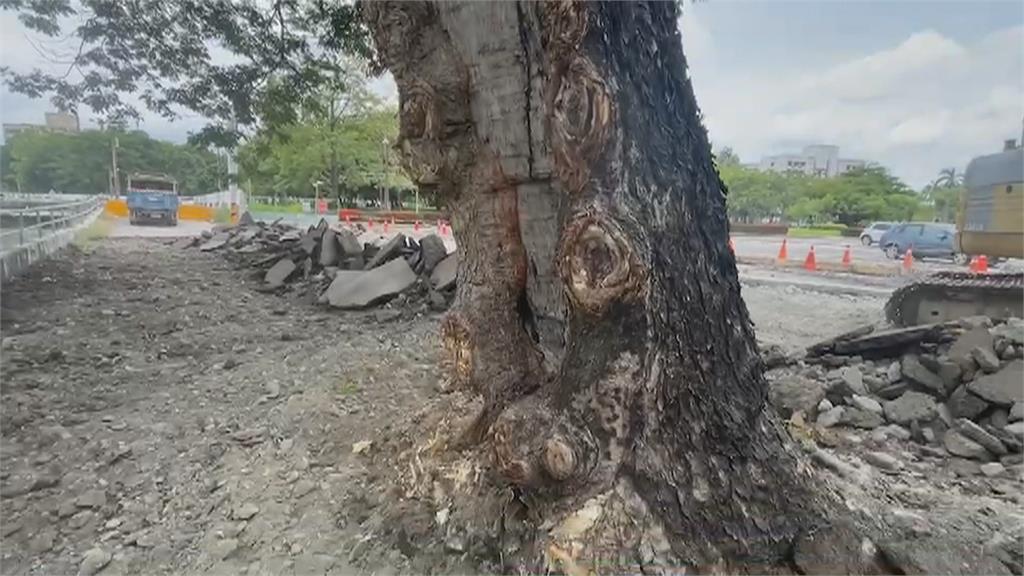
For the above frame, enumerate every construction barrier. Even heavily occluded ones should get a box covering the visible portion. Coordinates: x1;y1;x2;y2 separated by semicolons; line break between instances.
104;199;214;222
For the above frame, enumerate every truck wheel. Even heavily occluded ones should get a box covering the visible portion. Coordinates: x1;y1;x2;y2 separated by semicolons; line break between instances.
884;244;900;260
952;253;969;266
860;235;872;246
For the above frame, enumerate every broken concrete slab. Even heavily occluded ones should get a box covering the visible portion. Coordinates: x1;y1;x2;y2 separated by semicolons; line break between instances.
364;234;407;270
300;232;317;255
968;360;1023;407
320;229;339;267
199;233;231;252
431;253;457;291
418;234;448;275
238;211;255;226
321;270;363;305
971;345;1001;373
955;418;1007;456
265;258;297;288
949;327;994;366
943;429;991;461
326;258;416;309
947;385;990;420
335;228;362;257
883;391;938;425
901;354;946;398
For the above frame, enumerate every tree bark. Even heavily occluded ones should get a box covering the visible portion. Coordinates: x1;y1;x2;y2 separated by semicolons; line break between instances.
363;1;876;572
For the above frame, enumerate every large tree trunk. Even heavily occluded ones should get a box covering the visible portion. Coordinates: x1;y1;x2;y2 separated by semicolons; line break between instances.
364;1;877;572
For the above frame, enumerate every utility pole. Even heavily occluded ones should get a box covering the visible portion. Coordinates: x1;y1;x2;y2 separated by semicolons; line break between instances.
110;136;120;197
227;115;239;207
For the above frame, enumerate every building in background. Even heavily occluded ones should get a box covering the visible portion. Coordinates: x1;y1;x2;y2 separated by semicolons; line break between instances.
758;145;864;177
2;111;80;142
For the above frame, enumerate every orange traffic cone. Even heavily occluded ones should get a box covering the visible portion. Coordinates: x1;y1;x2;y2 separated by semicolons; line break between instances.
975;254;989;273
368;218;375;230
841;245;852;267
902;248;913;273
383;219;390;233
777;239;789;263
803;246;817;271
414;220;421;232
729;237;736;253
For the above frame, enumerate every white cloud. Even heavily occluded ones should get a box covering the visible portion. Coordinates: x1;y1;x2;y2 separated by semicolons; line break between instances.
691;24;1024;187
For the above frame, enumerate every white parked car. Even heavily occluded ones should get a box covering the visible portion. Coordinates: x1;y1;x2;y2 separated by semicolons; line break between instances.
859;221;894;246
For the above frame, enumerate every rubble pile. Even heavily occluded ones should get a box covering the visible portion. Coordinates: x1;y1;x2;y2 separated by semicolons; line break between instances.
769;316;1024;474
177;214;457;311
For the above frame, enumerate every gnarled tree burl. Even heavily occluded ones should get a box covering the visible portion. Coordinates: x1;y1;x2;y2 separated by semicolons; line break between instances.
365;1;877;573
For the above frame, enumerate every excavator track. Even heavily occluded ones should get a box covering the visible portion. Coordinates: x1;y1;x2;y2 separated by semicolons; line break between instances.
885;271;1024;327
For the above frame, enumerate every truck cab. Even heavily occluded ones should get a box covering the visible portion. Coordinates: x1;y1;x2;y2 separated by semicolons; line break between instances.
127;174;179;226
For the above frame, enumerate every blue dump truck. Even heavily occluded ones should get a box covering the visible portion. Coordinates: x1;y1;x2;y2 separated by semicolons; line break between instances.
127;173;179;225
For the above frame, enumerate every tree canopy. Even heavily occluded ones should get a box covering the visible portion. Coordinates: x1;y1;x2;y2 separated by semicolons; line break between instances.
0;0;372;145
722;164;922;225
238;107;412;199
2;129;226;195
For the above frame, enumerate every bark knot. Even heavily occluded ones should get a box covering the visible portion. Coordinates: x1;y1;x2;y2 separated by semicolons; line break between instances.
551;56;614;195
559;211;641;314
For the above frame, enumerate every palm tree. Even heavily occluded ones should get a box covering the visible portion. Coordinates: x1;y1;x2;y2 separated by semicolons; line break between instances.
932;167;964;189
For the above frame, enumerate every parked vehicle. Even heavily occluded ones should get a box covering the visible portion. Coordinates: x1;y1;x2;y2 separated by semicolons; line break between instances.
127;173;178;226
878;222;961;261
858;221;893;245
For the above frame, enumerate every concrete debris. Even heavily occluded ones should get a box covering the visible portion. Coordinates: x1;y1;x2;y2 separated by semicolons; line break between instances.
901;354;946;398
943;430;991;461
183;215;456;313
864;450;903;471
431;254;457;291
319;229;339;267
417;234;448;274
883;392;938;425
770;316;1022;477
265;258;297;288
199;233;231;252
364;233;407;270
954;419;1007;456
326;258;416;309
768;376;825;418
972;345;1001;373
968;360;1023;407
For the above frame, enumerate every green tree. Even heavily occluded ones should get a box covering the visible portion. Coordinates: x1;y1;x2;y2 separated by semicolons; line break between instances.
5;129;225;195
715;145;741;167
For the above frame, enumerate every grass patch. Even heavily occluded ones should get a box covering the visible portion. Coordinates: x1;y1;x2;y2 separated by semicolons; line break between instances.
788;227;843;238
73;215;114;249
249;201;306;214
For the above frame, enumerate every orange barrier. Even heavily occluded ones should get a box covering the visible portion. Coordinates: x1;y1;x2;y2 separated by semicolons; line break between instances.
104;199;213;221
970;255;989;273
104;199;129;217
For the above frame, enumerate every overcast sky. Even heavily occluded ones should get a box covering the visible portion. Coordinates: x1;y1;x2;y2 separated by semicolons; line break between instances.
2;1;1022;188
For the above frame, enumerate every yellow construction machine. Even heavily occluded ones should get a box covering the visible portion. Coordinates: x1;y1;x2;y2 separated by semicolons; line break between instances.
886;138;1024;326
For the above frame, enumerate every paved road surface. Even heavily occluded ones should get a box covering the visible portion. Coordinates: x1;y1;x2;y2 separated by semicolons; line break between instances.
108;218;212;238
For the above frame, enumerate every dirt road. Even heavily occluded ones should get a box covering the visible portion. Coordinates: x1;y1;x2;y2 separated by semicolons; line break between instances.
1;239;442;575
1;239;1016;575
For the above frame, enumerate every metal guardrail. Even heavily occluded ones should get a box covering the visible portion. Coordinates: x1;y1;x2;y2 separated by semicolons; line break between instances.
0;196;105;254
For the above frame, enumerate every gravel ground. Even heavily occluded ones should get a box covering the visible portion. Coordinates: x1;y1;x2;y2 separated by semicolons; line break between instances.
0;238;1018;575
